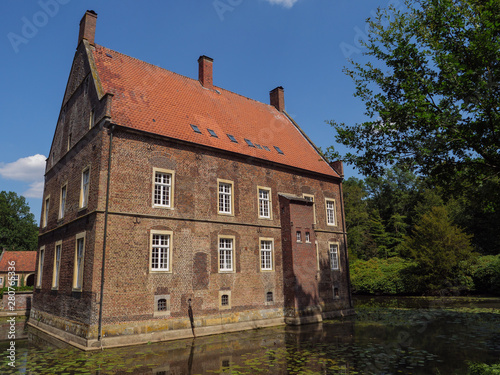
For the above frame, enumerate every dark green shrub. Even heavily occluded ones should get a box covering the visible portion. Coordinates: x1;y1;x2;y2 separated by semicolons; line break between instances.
0;285;33;298
471;255;500;295
468;362;500;375
350;257;416;295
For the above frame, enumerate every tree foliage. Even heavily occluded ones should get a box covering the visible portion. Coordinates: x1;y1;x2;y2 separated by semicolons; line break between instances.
331;0;500;184
404;206;477;292
0;191;38;252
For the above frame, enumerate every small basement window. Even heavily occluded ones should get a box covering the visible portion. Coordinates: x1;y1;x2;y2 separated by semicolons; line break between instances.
274;146;284;155
227;134;238;143
208;129;218;138
266;291;273;303
190;124;202;134
157;298;167;311
244;138;255;147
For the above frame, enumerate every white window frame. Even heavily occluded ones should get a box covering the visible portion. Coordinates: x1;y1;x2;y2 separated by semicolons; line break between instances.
37;246;45;288
218;235;235;272
218;179;234;216
80;166;90;209
303;193;316;224
59;183;67;220
150;230;173;273
296;231;302;243
152;168;175;209
43;196;50;228
52;241;62;290
315;241;320;270
73;232;86;290
329;242;340;270
11;275;19;287
305;232;311;243
325;198;337;226
257;186;272;219
260;238;274;271
0;277;3;287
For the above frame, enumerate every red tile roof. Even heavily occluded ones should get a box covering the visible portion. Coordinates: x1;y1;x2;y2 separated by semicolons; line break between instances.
0;251;37;272
92;45;339;178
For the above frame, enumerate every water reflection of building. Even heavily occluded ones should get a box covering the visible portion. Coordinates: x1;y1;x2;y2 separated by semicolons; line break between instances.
29;10;354;349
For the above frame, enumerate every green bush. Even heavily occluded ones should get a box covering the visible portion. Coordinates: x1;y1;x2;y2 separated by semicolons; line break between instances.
471;255;500;295
468;362;500;375
0;285;33;298
349;257;416;295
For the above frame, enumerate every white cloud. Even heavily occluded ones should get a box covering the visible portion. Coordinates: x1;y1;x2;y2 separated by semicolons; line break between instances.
23;181;45;199
264;0;300;8
0;154;46;182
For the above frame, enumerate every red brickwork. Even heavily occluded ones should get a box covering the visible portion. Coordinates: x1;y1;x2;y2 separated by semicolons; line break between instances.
31;11;352;347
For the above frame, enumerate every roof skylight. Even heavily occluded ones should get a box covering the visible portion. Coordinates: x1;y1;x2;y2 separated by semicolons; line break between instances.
255;144;263;149
227;134;238;143
190;124;202;134
208;129;218;138
263;146;271;151
244;139;255;147
274;146;284;155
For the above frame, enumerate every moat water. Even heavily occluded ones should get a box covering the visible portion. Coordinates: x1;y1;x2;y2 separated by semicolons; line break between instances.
1;296;499;374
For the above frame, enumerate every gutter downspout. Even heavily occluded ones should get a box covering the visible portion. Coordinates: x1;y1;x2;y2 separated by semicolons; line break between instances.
339;181;353;309
98;123;114;343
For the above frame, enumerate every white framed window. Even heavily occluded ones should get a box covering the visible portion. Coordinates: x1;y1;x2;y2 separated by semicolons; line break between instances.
329;243;340;270
89;109;95;129
296;231;302;242
325;199;337;226
260;238;274;271
305;232;311;243
219;290;231;309
150;230;173;272
43;196;50;228
303;194;316;224
315;241;320;270
218;236;235;272
52;241;62;289
11;275;19;287
258;187;272;219
37;246;45;288
59;184;67;220
73;233;86;290
0;277;3;287
80;167;90;208
218;179;234;215
153;168;175;209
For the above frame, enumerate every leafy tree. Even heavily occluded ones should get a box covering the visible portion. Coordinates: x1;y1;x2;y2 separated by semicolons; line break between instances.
330;0;500;185
343;177;377;259
404;206;476;292
0;191;38;252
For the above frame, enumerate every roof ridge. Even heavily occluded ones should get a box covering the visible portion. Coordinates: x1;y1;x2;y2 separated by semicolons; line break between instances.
94;44;279;113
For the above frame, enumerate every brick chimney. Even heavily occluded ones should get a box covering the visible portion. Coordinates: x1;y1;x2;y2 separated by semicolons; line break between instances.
270;86;285;112
198;55;214;89
330;160;344;178
78;10;97;47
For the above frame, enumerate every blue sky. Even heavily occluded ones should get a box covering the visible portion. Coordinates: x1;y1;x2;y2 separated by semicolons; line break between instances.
1;0;391;222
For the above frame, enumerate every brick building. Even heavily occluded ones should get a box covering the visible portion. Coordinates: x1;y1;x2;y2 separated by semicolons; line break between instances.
0;250;37;288
29;10;353;349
